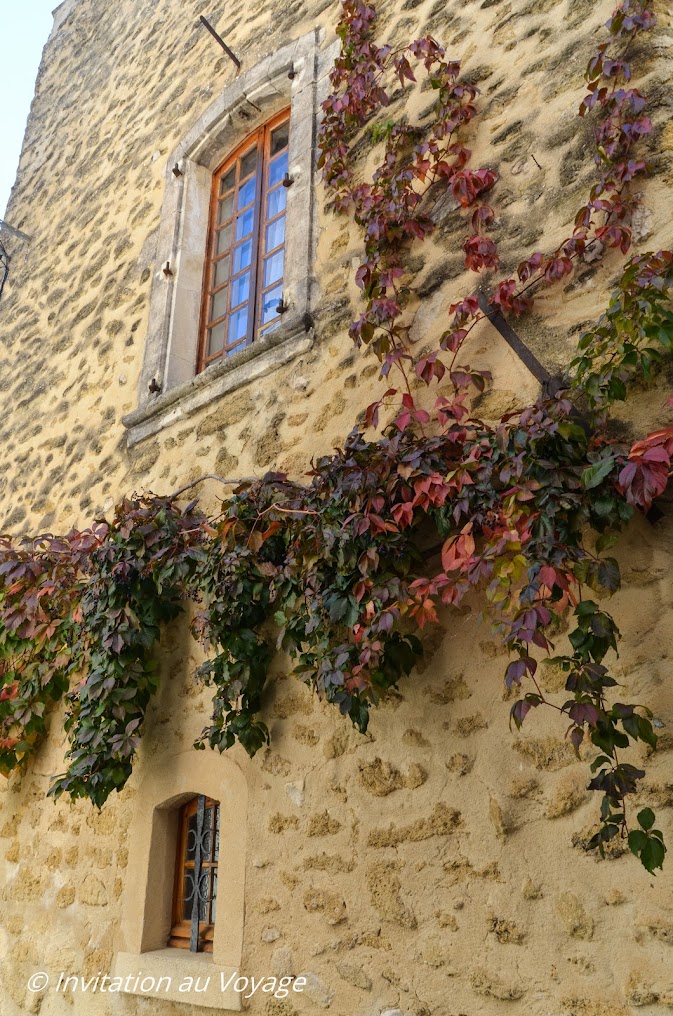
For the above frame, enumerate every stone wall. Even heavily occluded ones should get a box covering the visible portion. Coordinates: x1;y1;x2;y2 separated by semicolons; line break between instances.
1;0;673;1014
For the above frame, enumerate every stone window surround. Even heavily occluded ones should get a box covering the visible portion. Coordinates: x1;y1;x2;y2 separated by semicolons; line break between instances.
112;749;247;1010
123;29;339;448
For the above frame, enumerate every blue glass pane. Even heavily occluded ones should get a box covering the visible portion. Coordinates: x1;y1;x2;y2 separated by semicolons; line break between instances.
235;206;254;241
268;151;288;188
210;287;228;322
270;122;289;156
228;305;248;344
213;255;229;289
231;271;250;309
260;318;280;337
238;173;256;209
263;249;284;288
267;186;287;219
261;285;283;324
215;222;233;256
218;192;234;223
265;215;285;253
219;167;235;195
240;148;257;178
232;239;252;274
207;321;226;358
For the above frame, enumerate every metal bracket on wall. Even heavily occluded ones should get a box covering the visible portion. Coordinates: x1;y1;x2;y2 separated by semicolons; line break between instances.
476;292;557;394
200;16;241;70
476;293;663;522
476;291;590;433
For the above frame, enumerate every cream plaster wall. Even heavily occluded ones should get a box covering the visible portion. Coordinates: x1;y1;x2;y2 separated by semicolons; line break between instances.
1;0;673;1015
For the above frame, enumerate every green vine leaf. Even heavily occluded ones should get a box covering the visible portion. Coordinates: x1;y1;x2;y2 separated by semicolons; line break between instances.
581;456;616;489
628;807;667;873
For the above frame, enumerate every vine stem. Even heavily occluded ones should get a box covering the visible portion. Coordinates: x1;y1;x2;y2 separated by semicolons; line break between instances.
167;474;259;500
255;502;321;519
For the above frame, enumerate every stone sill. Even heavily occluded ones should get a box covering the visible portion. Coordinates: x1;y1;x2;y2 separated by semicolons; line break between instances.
122;318;314;447
112;950;241;1010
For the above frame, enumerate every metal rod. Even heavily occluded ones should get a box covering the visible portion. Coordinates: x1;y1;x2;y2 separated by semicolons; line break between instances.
478;292;597;449
0;220;32;243
477;293;551;387
200;16;241;69
474;298;661;519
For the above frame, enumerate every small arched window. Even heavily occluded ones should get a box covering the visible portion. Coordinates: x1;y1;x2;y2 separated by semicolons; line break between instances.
198;110;290;371
168;795;220;953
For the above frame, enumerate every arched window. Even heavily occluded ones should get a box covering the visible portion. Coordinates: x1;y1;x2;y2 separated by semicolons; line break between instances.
113;751;247;1007
124;30;336;447
198;110;290;370
168;794;220;952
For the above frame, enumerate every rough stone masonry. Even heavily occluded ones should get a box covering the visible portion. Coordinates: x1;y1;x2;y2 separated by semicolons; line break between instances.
1;0;673;1014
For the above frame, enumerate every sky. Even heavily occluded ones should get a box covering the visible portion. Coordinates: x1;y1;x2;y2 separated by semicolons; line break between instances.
1;0;56;217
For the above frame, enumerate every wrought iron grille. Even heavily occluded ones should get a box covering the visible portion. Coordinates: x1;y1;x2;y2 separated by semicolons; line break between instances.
181;793;220;952
190;794;206;951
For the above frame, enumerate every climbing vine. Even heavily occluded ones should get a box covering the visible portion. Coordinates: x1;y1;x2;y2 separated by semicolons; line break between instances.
0;0;671;873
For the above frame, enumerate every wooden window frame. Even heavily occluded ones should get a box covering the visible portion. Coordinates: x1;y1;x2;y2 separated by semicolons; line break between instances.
197;109;290;373
168;795;220;953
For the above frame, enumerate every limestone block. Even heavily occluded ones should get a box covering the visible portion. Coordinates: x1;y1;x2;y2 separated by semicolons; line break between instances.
272;946;295;978
285;779;305;807
336;961;372;990
78;874;108;907
297;971;335;1008
556;892;594;940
